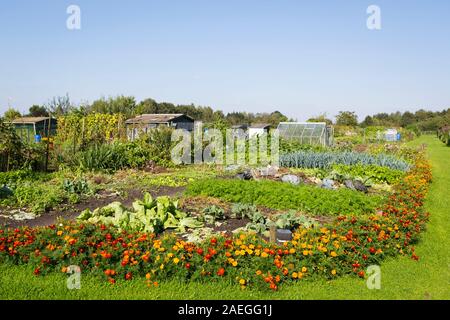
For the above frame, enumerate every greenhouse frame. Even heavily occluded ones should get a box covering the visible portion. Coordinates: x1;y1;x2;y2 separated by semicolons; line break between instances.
277;122;334;146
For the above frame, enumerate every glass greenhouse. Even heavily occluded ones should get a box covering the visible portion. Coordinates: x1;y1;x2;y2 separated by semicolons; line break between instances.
277;122;334;146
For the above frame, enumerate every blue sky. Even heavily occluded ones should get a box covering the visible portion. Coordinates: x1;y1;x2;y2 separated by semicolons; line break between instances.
1;0;449;121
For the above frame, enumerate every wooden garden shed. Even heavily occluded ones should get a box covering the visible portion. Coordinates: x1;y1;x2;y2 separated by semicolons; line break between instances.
125;114;194;141
11;117;57;142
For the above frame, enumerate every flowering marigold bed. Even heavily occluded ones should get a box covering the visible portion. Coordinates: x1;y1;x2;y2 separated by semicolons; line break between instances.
0;153;432;291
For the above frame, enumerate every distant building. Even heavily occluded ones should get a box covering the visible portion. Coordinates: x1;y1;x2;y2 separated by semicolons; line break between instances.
125;113;194;140
231;124;249;130
385;128;399;142
11;117;57;142
248;123;271;138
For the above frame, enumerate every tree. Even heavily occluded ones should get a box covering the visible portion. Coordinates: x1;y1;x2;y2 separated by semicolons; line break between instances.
307;113;333;125
28;105;49;117
400;111;416;127
46;94;73;116
360;115;374;127
3;108;21;121
336;111;358;126
135;98;158;115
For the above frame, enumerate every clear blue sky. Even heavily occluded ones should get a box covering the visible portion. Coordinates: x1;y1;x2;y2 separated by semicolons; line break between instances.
1;0;449;121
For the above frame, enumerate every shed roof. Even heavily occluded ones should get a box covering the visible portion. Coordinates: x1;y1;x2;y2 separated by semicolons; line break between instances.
11;117;53;124
125;114;193;124
231;124;249;129
249;123;271;129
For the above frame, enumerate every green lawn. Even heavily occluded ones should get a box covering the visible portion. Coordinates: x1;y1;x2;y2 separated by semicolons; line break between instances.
1;135;449;300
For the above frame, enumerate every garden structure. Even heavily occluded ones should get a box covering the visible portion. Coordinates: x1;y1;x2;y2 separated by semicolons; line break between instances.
277;122;334;147
11;117;57;143
125;114;194;141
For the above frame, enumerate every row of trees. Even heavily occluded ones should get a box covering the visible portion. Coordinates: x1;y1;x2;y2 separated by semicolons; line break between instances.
2;95;290;127
309;109;450;131
2;94;449;130
361;109;450;131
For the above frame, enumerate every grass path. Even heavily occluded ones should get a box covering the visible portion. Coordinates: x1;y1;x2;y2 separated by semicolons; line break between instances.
0;135;449;299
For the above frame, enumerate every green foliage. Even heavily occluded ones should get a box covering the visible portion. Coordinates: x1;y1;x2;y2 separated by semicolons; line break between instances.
62;177;91;195
331;164;405;185
78;193;204;234
231;203;258;219
280;138;327;153
4;182;66;213
76;144;127;172
336;111;358;126
280;150;410;171
201;205;225;224
186;179;384;216
274;211;316;230
0;170;48;185
1;119;46;171
3;108;22;121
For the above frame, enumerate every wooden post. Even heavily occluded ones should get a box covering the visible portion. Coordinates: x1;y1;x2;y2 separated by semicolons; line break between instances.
269;225;277;243
45;117;52;172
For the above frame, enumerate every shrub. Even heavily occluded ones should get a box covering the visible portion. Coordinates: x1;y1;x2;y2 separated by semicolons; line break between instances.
185;179;384;216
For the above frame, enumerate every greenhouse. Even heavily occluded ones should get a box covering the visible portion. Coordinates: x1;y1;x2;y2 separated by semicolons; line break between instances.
277;122;334;146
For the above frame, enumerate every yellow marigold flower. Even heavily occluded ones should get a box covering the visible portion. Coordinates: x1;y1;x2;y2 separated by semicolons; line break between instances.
167;253;174;258
239;279;246;285
255;249;261;256
249;244;255;249
160;264;165;270
57;230;63;236
302;267;307;273
235;250;241;256
261;252;269;258
331;269;337;275
298;272;304;278
240;249;246;255
330;251;338;257
247;249;253;255
172;245;179;251
301;243;307;249
302;250;309;256
292;272;298;279
256;270;262;275
289;248;296;254
232;261;238;267
173;258;180;264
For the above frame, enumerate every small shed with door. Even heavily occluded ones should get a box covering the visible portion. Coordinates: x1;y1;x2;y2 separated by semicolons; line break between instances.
125;113;194;141
248;123;271;138
11;117;57;143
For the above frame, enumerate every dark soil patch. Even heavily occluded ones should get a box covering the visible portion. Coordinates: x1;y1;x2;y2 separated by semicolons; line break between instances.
0;186;185;229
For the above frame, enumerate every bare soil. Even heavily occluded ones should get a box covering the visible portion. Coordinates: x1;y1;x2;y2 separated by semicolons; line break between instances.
0;186;185;229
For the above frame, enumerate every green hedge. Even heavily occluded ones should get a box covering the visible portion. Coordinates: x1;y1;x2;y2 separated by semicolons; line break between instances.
185;179;384;216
